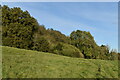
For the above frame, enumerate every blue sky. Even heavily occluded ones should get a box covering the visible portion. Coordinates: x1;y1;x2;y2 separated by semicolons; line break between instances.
2;2;118;51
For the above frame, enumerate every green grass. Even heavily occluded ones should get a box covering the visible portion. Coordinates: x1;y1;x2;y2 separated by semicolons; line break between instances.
2;46;118;78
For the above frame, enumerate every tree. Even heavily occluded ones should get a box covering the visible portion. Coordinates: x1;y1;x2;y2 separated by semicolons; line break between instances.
47;29;70;43
2;5;116;60
54;43;63;51
33;37;50;52
70;30;98;59
110;49;118;60
2;5;39;49
100;45;110;60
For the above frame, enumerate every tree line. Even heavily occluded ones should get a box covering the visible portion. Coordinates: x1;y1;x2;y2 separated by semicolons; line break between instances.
1;5;119;60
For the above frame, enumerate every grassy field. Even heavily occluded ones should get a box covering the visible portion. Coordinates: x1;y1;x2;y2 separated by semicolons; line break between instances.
2;46;118;78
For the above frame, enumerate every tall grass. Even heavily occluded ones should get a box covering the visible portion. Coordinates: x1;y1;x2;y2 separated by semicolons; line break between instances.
2;46;118;78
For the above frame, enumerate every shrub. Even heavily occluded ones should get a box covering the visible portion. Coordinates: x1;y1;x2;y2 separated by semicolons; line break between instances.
53;43;84;58
33;37;50;52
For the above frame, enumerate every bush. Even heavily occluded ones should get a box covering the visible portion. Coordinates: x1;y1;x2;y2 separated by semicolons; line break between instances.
53;43;84;58
33;37;50;52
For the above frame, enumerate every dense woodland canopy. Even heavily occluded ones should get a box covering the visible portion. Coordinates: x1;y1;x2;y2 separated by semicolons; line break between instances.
1;5;119;60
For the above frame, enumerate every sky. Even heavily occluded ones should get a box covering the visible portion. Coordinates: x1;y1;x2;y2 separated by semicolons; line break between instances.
2;0;120;2
2;2;118;51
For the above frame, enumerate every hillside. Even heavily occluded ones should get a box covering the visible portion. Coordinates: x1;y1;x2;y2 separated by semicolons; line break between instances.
2;5;118;60
2;46;118;78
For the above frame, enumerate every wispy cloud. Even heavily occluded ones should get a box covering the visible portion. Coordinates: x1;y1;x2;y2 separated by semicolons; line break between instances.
28;6;97;35
2;2;118;50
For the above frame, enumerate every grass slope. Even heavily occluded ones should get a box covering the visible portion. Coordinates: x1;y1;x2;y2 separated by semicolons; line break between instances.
2;46;118;78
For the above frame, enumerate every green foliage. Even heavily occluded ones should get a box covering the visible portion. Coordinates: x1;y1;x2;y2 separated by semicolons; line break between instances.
47;28;70;43
99;45;111;60
33;37;50;52
53;43;84;58
70;30;99;59
54;43;63;51
2;5;118;60
109;49;118;60
2;5;39;50
70;30;117;60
